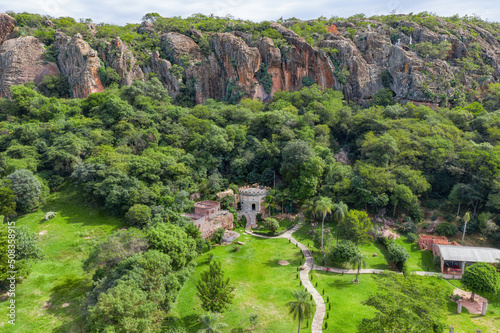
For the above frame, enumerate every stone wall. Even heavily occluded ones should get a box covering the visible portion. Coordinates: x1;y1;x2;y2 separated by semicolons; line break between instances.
198;211;234;239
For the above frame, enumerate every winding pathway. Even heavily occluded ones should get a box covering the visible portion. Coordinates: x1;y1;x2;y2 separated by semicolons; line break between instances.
244;221;458;332
245;223;325;333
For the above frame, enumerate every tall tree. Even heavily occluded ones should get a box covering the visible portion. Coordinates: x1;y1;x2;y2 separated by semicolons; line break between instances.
349;252;367;283
287;289;314;333
197;261;235;313
461;211;470;243
198;312;227;333
461;262;500;301
314;196;333;256
332;201;348;246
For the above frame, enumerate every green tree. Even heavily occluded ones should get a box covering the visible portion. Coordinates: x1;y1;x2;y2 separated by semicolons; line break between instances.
0;183;16;218
287;289;314;333
263;217;279;233
332;201;348;246
359;273;447;333
84;228;149;275
7;169;45;213
387;242;410;269
330;240;360;266
461;262;500;301
126;204;152;228
314;196;333;255
197;261;235;313
338;210;373;244
147;223;197;270
198;312;228;333
461;211;471;243
349;252;367;283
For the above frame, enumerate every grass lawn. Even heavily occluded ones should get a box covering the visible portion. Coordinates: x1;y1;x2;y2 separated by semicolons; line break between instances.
292;220;437;273
0;185;125;332
250;217;297;235
164;228;314;332
310;271;500;333
394;235;436;272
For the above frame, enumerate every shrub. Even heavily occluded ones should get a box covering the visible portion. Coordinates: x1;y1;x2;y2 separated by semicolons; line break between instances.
433;255;441;271
211;227;225;245
387;242;409;269
435;222;457;237
126;204;152;228
406;233;418;243
330;240;361;266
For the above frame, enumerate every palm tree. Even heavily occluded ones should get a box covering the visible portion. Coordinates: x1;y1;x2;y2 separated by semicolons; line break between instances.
301;199;316;221
314;196;334;255
333;201;348;246
349;252;367;283
287;289;314;333
198;312;227;333
264;189;277;217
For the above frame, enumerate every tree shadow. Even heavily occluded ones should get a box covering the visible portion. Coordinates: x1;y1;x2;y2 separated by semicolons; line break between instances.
37;185;125;230
45;275;93;332
162;313;202;332
326;279;352;289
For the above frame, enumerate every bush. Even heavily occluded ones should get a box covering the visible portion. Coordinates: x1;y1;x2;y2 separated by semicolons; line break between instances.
433;255;441;271
126;204;152;228
211;227;225;245
376;236;393;247
387;242;409;269
329;240;361;266
406;233;418;243
435;222;457;237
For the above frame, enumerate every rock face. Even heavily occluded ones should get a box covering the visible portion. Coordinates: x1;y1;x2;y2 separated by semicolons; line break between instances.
270;23;336;93
97;37;144;86
0;36;59;97
201;212;234;239
54;32;104;98
0;13;16;46
160;32;261;103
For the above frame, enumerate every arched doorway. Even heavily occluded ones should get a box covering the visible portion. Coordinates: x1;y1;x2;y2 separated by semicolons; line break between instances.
252;203;256;211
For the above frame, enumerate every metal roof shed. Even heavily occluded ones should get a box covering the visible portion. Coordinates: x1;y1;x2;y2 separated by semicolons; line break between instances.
437;245;500;263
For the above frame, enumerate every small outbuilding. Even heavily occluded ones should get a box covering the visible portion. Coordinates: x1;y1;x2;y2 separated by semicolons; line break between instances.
434;244;500;275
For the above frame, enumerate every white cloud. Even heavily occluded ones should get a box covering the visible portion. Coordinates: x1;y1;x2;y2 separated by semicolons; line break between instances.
2;0;499;24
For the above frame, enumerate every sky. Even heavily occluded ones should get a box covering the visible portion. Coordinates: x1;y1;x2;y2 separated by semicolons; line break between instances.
2;0;500;25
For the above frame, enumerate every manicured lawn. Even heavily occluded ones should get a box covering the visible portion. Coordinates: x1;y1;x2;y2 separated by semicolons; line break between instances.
394;235;436;272
250;217;297;235
0;185;126;332
164;230;314;332
310;271;500;333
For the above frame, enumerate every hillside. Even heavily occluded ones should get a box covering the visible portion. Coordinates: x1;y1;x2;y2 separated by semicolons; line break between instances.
0;12;500;106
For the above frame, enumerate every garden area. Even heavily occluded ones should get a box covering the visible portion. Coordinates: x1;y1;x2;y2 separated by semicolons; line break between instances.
163;228;313;332
309;270;500;332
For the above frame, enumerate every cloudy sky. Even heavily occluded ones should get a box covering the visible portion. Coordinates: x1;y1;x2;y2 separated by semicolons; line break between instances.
3;0;500;25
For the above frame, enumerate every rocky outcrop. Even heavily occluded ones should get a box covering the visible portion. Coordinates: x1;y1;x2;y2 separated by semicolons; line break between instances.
160;32;261;103
210;33;261;100
0;36;59;97
54;32;104;98
0;13;16;46
97;37;144;86
270;22;336;92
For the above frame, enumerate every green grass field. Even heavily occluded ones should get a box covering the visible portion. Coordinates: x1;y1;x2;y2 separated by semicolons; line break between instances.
0;186;125;332
310;271;500;333
164;229;314;332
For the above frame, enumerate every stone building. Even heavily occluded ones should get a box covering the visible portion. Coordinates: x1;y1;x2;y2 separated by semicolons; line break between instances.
183;200;233;239
238;186;268;228
239;187;267;213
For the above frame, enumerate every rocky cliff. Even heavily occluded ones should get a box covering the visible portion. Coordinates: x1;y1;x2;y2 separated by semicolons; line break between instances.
0;36;59;97
1;12;500;105
54;32;104;98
